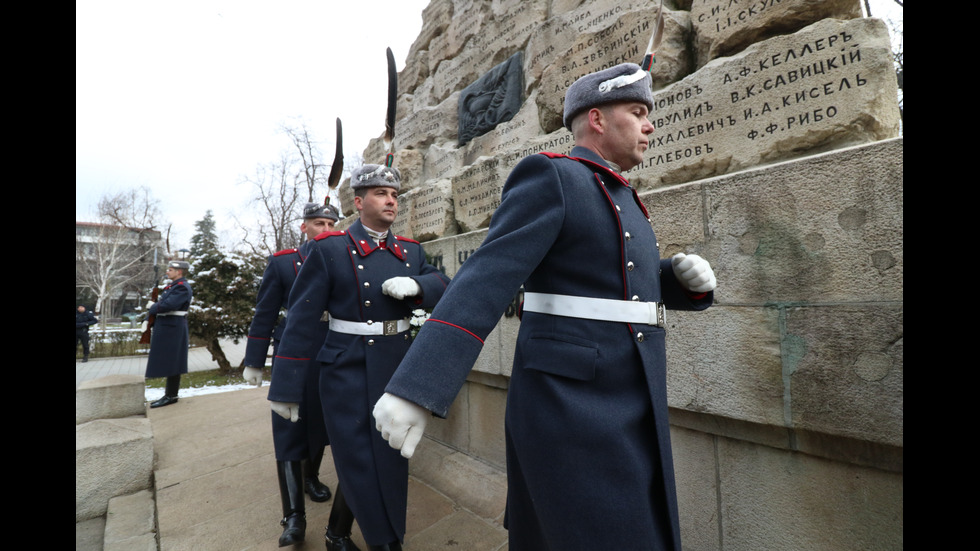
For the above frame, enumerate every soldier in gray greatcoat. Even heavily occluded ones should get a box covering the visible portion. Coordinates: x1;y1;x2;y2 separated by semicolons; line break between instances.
374;63;717;551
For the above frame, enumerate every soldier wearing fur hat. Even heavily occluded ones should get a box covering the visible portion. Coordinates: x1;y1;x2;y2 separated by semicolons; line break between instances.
145;260;193;408
242;200;340;546
270;164;450;551
374;62;717;550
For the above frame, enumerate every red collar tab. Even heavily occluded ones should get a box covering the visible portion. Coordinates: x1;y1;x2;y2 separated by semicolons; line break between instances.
352;235;407;261
539;152;630;187
540;152;648;218
273;248;299;257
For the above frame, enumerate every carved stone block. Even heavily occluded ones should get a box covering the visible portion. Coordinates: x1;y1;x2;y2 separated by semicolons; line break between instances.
407;179;456;242
534;3;690;132
628;17;900;189
691;0;862;68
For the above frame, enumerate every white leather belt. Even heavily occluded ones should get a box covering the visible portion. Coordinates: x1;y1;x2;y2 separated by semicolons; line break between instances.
329;317;410;336
523;292;665;327
156;311;188;317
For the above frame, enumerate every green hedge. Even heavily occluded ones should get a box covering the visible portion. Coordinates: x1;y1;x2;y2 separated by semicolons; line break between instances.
76;328;146;359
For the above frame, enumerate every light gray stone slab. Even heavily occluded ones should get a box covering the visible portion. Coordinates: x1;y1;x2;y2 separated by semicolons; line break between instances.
629;17;901;187
407;178;456;242
76;374;146;424
393;91;460;153
670;426;722;551
691;0;863;68
422;142;465;184
700;138;903;304
104;490;157;551
716;437;903;550
452;157;510;232
75;418;154;521
534;2;690;132
785;303;903;447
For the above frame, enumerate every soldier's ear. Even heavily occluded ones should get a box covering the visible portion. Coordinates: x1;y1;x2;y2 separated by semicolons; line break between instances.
588;108;605;135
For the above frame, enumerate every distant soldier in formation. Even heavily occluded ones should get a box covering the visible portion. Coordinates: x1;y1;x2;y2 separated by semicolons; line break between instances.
374;62;717;551
270;165;450;551
75;305;98;362
145;260;193;409
242;201;341;547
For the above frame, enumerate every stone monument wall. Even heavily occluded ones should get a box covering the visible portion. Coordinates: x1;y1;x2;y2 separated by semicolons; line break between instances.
336;1;903;548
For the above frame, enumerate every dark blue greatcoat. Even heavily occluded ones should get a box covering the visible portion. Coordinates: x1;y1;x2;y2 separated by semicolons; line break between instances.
245;245;328;461
385;146;713;551
270;219;450;546
145;278;193;378
75;310;98;336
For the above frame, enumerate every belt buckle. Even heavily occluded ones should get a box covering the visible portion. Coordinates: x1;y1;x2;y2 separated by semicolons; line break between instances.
656;302;666;328
383;320;398;336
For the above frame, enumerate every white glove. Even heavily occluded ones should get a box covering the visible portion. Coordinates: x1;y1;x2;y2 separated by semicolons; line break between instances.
373;393;429;459
382;277;422;300
671;253;717;293
140;321;148;332
271;402;300;422
146;301;155;310
242;366;263;386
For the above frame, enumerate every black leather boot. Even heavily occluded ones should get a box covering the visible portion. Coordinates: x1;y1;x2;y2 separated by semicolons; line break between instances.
303;447;333;502
277;461;306;547
151;375;181;408
324;485;360;551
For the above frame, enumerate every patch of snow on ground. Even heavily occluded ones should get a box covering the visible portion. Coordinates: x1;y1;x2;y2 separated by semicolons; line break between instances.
145;381;263;401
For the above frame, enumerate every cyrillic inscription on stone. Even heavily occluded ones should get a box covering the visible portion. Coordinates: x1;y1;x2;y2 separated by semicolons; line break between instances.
394;92;460;153
461;95;541;167
469;0;548;66
458;52;525;146
690;0;862;68
428;0;487;67
629;18;900;189
452;157;509;232
422;143;463;184
535;4;682;132
408;179;455;242
407;0;453;62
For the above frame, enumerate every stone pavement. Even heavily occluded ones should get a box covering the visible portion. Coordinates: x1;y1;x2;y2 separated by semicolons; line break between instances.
75;341;508;550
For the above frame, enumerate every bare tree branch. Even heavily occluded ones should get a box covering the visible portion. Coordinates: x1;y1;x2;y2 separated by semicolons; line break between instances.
76;186;166;323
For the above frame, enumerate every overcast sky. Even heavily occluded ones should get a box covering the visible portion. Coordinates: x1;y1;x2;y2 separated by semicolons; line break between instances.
76;0;901;252
76;0;431;249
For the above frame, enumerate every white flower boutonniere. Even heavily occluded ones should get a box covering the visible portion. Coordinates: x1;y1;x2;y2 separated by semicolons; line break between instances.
409;309;431;339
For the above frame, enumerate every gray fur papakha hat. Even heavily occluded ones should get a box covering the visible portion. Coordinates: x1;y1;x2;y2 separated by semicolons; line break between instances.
562;62;654;129
168;260;190;271
350;164;401;191
303;201;340;221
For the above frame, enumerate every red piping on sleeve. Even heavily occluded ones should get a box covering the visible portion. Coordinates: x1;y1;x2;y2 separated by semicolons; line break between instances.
427;318;484;344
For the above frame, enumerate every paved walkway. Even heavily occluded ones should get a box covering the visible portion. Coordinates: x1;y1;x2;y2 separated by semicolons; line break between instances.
75;339;248;389
75;341;508;550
